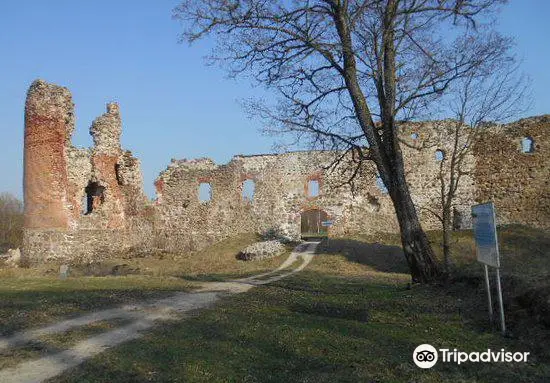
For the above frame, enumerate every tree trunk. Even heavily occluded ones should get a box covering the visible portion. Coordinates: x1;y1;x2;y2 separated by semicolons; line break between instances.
388;170;441;284
442;207;452;277
332;3;440;283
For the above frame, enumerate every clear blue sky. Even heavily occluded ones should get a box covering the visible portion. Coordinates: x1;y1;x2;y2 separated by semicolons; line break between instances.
1;1;548;199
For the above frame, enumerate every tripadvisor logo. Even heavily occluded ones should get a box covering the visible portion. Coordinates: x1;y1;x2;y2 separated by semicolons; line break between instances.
413;344;530;368
413;344;438;368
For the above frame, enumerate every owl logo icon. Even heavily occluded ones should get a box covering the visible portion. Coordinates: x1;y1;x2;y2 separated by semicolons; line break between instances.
413;344;438;368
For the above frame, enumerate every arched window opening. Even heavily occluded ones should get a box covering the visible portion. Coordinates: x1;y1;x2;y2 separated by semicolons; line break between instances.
307;179;320;197
83;182;105;215
411;132;419;140
115;163;123;186
198;182;212;203
242;179;255;202
521;137;535;153
435;149;445;161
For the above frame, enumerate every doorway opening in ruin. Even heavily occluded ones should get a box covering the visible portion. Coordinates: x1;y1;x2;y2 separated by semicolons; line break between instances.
521;136;535;153
300;209;328;239
84;182;105;215
242;179;255;202
115;163;123;185
198;182;212;203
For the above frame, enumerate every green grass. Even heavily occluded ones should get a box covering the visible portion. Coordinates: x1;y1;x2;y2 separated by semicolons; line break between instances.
47;226;550;383
0;233;291;337
0;276;193;337
0;317;134;370
1;227;549;382
50;260;549;382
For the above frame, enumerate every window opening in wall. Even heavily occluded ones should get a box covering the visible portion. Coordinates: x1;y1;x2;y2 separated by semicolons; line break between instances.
199;182;212;202
521;137;535;153
115;164;123;185
435;149;445;161
307;179;320;197
376;175;388;194
367;194;381;212
84;181;105;215
411;132;419;140
242;179;255;202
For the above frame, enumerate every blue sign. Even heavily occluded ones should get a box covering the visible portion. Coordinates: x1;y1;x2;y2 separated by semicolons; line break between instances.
472;202;500;268
321;220;333;227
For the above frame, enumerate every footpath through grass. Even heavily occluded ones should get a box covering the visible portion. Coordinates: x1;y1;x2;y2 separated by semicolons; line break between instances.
0;233;287;337
1;227;549;382
49;227;550;383
0;276;193;337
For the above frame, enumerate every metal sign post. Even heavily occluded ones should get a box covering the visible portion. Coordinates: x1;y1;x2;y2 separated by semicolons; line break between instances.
483;264;493;324
472;202;505;335
321;220;333;247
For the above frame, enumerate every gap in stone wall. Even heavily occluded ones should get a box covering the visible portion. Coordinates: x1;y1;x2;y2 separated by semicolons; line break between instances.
242;179;255;201
199;182;212;203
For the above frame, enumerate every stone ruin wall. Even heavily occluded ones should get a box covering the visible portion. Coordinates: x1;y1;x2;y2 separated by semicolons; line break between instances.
473;116;550;228
152;120;479;253
153;151;400;252
21;80;550;262
23;80;153;262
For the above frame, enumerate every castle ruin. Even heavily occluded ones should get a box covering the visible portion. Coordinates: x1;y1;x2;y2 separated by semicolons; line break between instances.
22;80;550;262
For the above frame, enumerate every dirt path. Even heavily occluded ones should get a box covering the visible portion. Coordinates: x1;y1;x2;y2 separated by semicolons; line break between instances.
0;241;318;383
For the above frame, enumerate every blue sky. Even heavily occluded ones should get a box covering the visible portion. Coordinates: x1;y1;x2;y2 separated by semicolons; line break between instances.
1;1;548;199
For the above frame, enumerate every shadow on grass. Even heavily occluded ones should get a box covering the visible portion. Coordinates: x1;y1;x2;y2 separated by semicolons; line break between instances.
0;289;182;337
50;269;549;383
315;238;409;274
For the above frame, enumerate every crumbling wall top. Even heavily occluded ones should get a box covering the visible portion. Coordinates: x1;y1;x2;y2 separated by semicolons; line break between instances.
90;102;122;155
25;79;75;142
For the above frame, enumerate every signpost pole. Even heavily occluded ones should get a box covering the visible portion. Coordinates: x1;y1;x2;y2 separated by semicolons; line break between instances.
321;220;333;248
495;267;506;335
472;202;505;335
483;264;493;324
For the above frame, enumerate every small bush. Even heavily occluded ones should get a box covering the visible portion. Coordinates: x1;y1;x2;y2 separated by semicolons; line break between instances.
0;193;23;253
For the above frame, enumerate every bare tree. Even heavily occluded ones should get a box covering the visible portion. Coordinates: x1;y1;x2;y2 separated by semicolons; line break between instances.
174;0;512;283
0;193;24;252
426;61;529;276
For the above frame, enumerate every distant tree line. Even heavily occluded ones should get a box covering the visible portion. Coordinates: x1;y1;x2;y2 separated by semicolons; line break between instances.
0;193;23;252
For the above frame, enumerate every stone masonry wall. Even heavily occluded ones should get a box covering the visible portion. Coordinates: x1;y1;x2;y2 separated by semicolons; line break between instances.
152;120;478;252
24;80;74;230
21;80;550;261
154;152;400;252
23;80;153;262
473;116;550;227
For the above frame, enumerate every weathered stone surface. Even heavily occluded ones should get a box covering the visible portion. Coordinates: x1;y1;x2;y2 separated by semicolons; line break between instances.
24;80;74;230
237;240;286;261
473;116;550;227
22;80;153;263
1;248;22;267
90;102;121;155
59;264;69;279
20;80;550;262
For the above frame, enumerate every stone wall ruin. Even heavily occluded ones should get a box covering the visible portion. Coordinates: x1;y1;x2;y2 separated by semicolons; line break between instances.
21;80;550;262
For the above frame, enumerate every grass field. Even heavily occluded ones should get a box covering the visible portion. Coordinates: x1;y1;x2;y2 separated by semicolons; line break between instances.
1;227;549;382
0;233;285;337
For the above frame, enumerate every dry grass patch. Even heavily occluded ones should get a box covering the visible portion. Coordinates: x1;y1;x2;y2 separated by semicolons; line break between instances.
0;233;294;336
0;318;134;370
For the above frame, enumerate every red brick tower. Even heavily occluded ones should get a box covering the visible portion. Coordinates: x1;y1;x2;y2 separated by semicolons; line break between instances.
23;80;73;230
